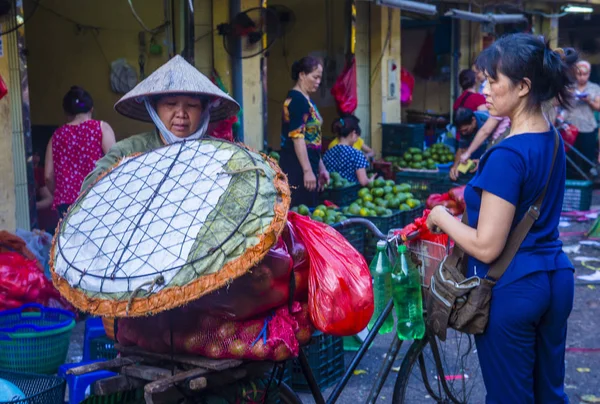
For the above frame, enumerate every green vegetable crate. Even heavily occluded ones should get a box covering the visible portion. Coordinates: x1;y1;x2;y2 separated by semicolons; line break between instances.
82;389;145;404
0;370;66;404
395;171;455;200
360;206;424;262
285;331;345;392
332;221;366;257
89;336;118;361
320;183;360;207
349;210;403;262
563;180;593;212
381;123;425;156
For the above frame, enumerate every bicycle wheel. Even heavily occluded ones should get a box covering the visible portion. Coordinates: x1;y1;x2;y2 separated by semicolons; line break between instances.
392;330;482;403
278;382;303;404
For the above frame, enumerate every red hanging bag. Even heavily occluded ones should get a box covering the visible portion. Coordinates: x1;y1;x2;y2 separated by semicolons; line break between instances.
331;57;358;115
287;212;373;336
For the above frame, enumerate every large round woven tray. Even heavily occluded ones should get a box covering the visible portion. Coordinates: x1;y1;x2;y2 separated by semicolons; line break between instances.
50;139;290;317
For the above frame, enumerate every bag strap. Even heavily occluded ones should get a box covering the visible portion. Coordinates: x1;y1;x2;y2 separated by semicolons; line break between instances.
458;92;472;108
486;128;560;281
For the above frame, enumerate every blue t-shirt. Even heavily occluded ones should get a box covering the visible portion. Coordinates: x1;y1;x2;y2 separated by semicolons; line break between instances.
323;144;369;183
458;112;489;159
464;130;573;288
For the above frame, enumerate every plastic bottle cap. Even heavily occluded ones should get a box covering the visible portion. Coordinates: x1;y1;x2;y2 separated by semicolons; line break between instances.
376;240;387;249
398;245;407;253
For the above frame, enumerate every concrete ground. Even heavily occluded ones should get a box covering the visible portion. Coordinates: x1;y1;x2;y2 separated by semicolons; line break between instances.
65;192;600;403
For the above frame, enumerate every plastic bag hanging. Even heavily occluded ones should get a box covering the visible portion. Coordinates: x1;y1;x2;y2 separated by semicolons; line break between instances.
401;67;415;107
331;57;358;115
287;212;373;336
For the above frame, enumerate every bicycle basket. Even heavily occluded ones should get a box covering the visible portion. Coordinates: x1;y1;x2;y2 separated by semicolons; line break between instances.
50;139;290;318
407;239;451;288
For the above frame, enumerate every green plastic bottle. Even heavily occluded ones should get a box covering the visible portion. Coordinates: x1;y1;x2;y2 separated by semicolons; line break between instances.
367;240;394;334
392;244;425;340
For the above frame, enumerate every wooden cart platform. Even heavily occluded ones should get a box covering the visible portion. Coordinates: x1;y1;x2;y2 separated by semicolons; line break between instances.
68;344;277;404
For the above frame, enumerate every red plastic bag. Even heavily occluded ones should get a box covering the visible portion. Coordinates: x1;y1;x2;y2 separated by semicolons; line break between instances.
189;230;308;320
331;57;358;115
396;209;450;245
281;222;310;301
208;115;237;142
401;67;415;106
117;302;313;361
426;193;450;209
287;212;373;336
448;186;466;212
0;252;75;312
558;122;579;151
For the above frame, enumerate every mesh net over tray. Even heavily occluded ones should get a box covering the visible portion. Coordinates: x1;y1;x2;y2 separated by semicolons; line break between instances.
50;139;290;317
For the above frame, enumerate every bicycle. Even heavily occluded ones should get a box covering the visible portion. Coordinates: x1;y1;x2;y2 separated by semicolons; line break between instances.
68;218;480;404
283;217;481;404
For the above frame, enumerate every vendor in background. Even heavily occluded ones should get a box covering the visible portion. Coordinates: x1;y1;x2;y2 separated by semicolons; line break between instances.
453;69;487;112
327;125;375;159
450;107;501;181
560;60;600;169
323;115;375;186
473;64;487;94
45;86;116;217
280;56;329;207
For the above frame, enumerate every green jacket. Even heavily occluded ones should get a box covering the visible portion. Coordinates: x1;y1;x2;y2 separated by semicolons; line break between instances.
81;131;163;192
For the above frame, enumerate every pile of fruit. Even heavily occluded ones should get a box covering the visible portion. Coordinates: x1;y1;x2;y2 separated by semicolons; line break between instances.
383;144;454;171
292;204;348;225
325;172;356;189
343;178;421;217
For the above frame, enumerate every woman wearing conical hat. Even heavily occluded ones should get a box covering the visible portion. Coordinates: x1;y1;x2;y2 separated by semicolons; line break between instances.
81;55;240;191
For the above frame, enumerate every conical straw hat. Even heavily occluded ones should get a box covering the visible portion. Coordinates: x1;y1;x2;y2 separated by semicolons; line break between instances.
115;55;240;123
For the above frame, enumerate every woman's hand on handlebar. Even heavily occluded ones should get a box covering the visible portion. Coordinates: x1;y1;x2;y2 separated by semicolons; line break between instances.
426;206;450;234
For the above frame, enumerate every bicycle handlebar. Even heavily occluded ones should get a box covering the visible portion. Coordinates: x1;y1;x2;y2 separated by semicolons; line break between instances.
336;218;420;242
337;218;387;240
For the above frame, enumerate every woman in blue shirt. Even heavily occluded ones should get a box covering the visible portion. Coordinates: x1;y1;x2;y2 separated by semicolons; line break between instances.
323;115;374;186
426;34;576;403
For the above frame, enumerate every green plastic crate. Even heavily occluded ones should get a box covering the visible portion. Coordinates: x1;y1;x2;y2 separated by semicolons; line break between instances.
287;332;345;392
82;389;144;404
399;206;425;228
381;123;425;157
320;184;360;207
396;171;455;200
89;336;118;361
348;210;403;262
0;370;65;404
332;221;366;257
563;180;593;212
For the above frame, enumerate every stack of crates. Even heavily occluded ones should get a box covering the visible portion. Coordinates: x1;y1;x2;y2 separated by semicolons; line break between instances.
381;123;425;157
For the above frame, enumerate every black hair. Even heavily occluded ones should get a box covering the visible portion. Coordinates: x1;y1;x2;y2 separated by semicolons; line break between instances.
458;69;477;91
62;86;94;116
475;33;578;110
291;56;322;81
331;115;361;138
453;107;475;128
